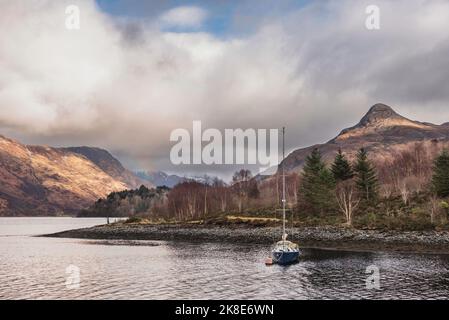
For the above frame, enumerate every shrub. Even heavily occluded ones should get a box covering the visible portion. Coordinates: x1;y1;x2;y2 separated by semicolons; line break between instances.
126;216;144;224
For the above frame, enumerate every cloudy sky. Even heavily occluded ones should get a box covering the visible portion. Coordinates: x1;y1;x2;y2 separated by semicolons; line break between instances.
1;0;449;179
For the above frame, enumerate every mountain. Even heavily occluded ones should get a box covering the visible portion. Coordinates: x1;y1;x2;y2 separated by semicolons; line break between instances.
62;147;147;189
0;135;149;216
282;103;449;172
136;171;187;188
137;171;221;188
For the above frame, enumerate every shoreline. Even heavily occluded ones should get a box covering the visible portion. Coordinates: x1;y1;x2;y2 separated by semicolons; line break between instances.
43;223;449;255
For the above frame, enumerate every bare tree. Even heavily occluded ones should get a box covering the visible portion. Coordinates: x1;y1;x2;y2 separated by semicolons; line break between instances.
232;169;252;213
429;194;440;225
336;180;361;226
398;181;410;205
203;175;212;217
168;181;205;221
211;177;229;213
286;173;299;206
379;183;394;199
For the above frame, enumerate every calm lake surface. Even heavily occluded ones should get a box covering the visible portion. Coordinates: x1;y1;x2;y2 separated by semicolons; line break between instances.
1;218;449;300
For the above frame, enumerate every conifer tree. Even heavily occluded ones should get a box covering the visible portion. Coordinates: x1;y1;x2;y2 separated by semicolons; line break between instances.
300;148;335;213
432;149;449;197
354;148;378;201
331;149;354;182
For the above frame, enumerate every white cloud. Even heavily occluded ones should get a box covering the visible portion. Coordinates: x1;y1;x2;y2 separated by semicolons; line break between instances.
1;0;449;178
159;6;208;29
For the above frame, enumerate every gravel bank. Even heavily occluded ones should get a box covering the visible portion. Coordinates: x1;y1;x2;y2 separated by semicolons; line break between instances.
43;223;449;254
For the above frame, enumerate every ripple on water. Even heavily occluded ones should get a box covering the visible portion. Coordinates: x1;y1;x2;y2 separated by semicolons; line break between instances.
1;218;449;300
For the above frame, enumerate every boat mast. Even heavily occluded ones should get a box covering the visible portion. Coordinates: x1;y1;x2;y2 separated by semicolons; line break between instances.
282;127;286;242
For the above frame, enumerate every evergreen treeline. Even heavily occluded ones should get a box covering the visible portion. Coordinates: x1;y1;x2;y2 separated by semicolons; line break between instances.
432;150;449;197
298;144;449;229
78;185;170;218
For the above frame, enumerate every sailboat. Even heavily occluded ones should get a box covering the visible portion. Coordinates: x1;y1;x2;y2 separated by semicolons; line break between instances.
271;127;300;265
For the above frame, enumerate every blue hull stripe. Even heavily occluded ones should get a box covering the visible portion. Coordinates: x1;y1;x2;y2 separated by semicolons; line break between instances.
272;251;300;265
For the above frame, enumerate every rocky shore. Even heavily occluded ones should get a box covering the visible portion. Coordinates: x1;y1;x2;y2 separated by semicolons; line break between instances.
44;223;449;254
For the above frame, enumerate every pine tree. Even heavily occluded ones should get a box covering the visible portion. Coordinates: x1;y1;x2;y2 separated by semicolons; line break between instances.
331;149;354;182
300;148;336;214
432;150;449;197
354;148;378;201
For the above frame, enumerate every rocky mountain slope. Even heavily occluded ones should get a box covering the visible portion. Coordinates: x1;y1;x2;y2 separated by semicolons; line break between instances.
62;147;147;189
282;103;449;172
0;136;148;216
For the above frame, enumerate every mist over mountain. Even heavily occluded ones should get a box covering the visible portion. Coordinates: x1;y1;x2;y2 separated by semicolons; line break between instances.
136;171;221;188
136;171;187;188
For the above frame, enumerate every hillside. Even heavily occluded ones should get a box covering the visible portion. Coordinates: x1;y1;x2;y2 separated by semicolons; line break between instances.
282;103;449;172
0;135;148;216
62;147;148;189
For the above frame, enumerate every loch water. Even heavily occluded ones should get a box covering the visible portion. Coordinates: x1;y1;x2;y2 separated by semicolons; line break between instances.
1;218;448;300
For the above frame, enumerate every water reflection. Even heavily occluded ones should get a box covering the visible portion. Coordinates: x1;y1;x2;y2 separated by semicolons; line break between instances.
1;218;449;300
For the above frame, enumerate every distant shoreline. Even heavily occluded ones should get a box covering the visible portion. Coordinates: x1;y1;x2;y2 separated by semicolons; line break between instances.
43;223;449;255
